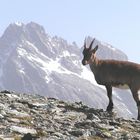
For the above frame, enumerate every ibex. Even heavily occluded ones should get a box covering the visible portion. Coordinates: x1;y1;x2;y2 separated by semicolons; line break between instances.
82;38;140;120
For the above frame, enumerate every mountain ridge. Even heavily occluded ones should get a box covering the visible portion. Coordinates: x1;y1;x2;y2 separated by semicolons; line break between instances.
0;90;140;140
0;22;136;119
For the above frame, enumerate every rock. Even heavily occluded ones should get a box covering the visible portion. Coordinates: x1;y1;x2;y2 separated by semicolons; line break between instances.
6;109;30;118
75;120;93;129
53;132;64;138
0;90;11;94
21;133;33;140
10;126;37;135
86;113;100;122
22;133;39;140
7;118;20;123
0;114;4;119
102;131;112;138
0;91;140;139
109;120;121;126
69;130;84;137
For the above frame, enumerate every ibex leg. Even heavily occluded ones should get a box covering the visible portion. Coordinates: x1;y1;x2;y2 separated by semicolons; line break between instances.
131;88;140;120
105;85;113;112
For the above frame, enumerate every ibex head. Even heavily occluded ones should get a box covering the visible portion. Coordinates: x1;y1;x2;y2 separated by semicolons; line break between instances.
82;38;98;65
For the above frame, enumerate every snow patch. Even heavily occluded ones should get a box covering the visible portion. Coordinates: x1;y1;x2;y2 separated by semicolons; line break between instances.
101;41;116;51
59;50;76;58
14;22;23;27
63;50;71;57
107;45;116;51
19;69;25;74
73;60;79;65
17;46;74;83
80;66;105;89
17;47;28;57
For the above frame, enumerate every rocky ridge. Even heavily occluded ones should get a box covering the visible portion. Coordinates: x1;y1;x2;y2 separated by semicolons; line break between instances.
0;91;140;140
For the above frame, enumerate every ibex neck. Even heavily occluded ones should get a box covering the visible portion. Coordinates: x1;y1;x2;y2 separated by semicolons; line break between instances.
92;57;99;66
89;58;99;74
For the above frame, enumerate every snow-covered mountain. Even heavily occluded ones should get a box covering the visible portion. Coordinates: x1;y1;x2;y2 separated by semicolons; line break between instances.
0;22;137;119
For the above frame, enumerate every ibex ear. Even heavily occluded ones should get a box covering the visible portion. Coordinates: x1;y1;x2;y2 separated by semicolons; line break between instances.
92;45;98;53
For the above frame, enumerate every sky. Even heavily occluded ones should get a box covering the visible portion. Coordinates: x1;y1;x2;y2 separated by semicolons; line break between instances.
0;0;140;63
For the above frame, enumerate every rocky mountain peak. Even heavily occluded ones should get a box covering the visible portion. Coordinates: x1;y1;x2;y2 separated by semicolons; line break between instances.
1;22;47;45
0;22;136;121
26;22;46;34
1;22;25;43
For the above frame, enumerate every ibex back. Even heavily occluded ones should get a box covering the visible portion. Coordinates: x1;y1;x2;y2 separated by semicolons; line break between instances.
82;38;140;120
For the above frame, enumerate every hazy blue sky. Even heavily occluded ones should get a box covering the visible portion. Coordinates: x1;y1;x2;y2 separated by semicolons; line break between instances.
0;0;140;62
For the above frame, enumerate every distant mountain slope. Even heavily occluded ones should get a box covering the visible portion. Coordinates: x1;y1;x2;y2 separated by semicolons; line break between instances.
0;22;136;119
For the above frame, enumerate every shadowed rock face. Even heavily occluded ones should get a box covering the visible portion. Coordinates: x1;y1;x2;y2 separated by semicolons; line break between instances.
0;91;140;139
0;22;136;119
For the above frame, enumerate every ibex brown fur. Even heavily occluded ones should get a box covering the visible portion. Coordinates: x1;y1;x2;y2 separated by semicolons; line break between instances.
82;38;140;120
